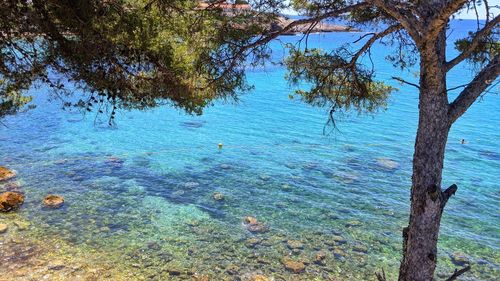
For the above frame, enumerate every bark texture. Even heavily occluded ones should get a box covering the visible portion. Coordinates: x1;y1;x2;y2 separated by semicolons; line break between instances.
398;30;452;281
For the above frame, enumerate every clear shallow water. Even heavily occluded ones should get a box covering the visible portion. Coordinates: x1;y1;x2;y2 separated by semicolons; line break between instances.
0;20;499;280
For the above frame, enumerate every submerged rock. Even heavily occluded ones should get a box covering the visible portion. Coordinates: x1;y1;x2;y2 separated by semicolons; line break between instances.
0;223;8;234
43;194;65;208
226;264;239;275
324;211;340;220
0;166;16;182
48;260;66;270
376;158;400;170
450;252;470;266
259;175;271;181
2;181;22;192
280;184;292;191
243;216;269;233
245;237;262;248
302;162;318;170
247;223;268;233
287;240;304;250
212;192;225;201
332;235;347;243
282;256;306;273
244;216;258;225
184;182;200;189
314;250;327;264
0;191;24;212
333;171;360;184
352;244;368;253
168;268;182;276
193;274;210;281
326;235;347;246
106;157;124;168
220;164;231;170
275;202;287;209
345;220;362;227
14;220;30;231
332;247;347;259
250;275;270;281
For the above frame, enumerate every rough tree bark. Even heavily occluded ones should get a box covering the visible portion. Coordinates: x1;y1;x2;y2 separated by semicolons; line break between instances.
398;30;454;281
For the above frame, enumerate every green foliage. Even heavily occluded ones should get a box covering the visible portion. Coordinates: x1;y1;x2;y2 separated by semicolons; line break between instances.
0;0;269;121
286;48;394;116
0;79;34;119
1;0;496;126
455;32;500;66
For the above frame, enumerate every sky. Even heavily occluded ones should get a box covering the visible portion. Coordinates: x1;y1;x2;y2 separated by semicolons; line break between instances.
457;0;499;19
281;1;499;20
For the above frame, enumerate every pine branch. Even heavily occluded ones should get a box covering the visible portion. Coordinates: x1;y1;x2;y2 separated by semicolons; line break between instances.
206;2;370;87
392;76;420;89
448;55;500;123
247;2;369;50
350;24;402;66
445;14;500;71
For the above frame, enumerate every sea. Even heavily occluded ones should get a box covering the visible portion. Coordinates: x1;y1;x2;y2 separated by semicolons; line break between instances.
0;19;498;280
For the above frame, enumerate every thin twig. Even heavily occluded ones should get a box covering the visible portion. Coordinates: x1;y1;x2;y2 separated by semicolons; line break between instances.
391;76;420;89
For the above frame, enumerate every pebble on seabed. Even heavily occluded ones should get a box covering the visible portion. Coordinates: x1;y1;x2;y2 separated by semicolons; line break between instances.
314;250;327;264
0;223;8;234
244;216;258;225
212;192;225;201
282;256;306;273
220;164;231;170
184;182;200;188
14;221;30;231
251;275;270;281
345;220;362;227
376;158;399;170
243;216;269;233
352;244;368;253
43;195;65;208
450;252;470;266
0;166;16;182
245;237;262;248
286;239;304;250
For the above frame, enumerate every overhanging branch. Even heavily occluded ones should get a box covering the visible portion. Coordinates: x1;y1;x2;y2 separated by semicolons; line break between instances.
206;2;370;87
448;55;500;123
445;14;500;72
247;2;369;50
350;24;402;66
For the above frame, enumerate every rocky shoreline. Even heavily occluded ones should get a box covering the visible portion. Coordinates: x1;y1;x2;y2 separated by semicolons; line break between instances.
272;17;357;35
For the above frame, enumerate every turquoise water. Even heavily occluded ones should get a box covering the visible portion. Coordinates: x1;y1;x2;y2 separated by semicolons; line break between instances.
0;20;499;280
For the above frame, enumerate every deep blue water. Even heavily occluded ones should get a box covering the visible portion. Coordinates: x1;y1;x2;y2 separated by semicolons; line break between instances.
0;20;498;280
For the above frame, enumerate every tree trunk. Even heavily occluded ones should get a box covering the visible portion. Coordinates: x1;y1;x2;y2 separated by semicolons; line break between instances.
398;31;453;281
